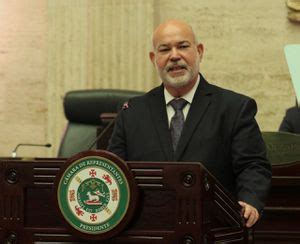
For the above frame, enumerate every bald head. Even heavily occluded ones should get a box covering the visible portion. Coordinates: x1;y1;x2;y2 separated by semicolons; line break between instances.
152;20;198;50
149;19;204;97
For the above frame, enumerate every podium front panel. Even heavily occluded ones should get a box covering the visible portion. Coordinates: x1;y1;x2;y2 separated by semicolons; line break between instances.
0;158;247;243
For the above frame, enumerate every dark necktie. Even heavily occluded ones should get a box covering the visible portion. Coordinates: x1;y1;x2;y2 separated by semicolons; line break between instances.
169;98;188;151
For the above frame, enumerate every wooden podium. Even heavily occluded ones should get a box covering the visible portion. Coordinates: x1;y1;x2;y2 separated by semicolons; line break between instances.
0;153;248;243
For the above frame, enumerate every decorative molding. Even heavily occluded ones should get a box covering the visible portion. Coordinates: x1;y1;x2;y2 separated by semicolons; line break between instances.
288;11;300;22
287;0;300;11
287;0;300;22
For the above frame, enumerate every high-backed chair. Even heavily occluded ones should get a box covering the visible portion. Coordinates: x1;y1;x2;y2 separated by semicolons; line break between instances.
58;89;144;158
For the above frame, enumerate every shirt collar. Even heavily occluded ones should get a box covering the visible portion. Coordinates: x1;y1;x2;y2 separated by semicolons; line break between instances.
164;74;200;105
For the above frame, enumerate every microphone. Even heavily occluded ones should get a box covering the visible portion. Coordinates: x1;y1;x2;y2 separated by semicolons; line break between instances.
11;143;52;158
88;113;117;150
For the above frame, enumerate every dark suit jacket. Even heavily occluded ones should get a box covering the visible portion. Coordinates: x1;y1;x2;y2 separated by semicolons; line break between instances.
279;106;300;133
108;75;271;212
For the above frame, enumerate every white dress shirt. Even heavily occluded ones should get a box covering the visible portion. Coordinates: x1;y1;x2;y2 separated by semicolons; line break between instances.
164;74;200;127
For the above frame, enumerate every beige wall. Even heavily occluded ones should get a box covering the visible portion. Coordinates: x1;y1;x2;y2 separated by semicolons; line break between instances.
0;0;48;157
0;0;299;157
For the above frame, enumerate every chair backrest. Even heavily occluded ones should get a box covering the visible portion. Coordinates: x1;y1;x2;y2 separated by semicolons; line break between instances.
58;89;144;158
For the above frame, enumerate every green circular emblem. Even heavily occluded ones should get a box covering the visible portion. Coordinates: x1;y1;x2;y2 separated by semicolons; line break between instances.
57;156;130;235
77;178;110;213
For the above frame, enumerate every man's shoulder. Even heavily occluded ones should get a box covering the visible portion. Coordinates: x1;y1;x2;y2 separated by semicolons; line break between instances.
284;106;300;120
206;81;253;104
286;106;300;114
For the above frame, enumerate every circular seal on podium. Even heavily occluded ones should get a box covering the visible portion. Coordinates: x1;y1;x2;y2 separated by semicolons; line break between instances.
54;150;138;241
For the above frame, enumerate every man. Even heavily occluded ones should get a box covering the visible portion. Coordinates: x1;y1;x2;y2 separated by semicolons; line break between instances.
279;105;300;133
108;20;271;228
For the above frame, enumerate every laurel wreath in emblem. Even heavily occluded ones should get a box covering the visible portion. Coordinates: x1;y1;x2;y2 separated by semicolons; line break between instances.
57;156;130;235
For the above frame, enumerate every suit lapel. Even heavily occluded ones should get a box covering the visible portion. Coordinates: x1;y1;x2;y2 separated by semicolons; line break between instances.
175;76;213;160
147;85;174;161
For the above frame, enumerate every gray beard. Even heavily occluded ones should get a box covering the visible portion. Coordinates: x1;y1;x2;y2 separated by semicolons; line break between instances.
155;56;200;89
162;71;192;88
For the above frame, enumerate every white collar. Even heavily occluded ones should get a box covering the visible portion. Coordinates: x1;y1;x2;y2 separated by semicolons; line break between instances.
164;74;200;105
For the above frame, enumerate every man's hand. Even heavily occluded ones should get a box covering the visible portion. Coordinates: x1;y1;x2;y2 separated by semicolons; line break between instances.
238;201;260;228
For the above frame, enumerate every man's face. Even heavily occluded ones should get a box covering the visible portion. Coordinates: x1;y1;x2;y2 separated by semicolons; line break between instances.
150;24;203;88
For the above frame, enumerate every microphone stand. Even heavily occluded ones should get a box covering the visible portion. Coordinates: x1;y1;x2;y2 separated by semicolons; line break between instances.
88;113;117;150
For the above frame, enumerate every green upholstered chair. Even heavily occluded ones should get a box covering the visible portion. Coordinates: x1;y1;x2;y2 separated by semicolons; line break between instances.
58;89;144;158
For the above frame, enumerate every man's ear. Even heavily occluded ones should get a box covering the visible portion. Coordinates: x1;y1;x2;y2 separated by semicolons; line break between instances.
149;51;155;65
197;43;204;61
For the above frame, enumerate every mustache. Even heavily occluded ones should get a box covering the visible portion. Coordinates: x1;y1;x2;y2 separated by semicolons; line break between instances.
165;62;188;72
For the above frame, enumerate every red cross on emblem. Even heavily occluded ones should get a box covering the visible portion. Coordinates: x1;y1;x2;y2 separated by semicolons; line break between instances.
89;169;97;177
75;206;84;216
90;213;97;222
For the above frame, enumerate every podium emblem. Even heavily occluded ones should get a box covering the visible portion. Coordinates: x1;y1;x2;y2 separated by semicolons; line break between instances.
56;152;134;239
